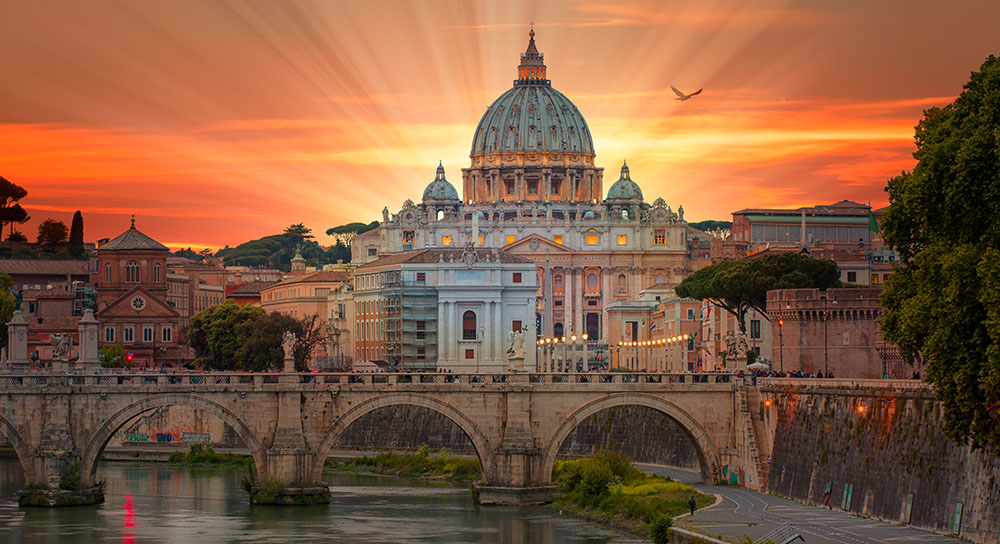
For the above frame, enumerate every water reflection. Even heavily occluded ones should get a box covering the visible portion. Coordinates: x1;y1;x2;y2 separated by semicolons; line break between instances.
0;460;639;543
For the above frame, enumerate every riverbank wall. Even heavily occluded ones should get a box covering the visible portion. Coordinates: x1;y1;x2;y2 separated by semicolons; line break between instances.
759;379;1000;544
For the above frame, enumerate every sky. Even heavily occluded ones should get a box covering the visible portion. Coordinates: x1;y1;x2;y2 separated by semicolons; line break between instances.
2;0;999;250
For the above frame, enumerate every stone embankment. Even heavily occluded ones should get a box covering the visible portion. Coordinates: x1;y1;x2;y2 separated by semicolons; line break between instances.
760;379;1000;544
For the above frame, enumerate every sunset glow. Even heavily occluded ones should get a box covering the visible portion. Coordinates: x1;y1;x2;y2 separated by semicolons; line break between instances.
3;1;998;249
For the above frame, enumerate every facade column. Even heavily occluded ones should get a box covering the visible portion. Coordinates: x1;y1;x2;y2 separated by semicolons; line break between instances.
450;302;459;364
494;300;503;365
574;271;584;338
543;265;553;337
565;268;574;336
438;301;447;366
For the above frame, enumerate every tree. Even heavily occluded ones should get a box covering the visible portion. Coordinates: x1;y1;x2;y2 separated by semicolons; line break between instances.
68;210;84;257
880;54;1000;454
5;231;27;243
36;219;68;247
687;220;733;232
0;177;29;237
675;252;839;332
284;223;313;239
326;220;379;247
187;301;323;371
217;232;333;271
0;274;17;351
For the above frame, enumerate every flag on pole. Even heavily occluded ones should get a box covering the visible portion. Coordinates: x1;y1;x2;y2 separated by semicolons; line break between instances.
868;208;880;233
648;322;657;331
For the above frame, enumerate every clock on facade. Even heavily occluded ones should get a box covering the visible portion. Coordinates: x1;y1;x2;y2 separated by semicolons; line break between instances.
130;295;146;311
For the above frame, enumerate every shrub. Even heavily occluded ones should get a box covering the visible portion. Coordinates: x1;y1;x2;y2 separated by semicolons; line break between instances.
59;463;85;491
416;443;431;457
580;464;615;504
647;513;673;544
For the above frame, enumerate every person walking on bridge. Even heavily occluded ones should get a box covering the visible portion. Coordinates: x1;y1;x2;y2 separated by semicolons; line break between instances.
688;496;696;516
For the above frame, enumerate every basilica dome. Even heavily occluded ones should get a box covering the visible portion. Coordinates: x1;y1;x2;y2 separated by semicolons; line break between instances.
422;162;460;202
605;161;643;202
470;30;594;157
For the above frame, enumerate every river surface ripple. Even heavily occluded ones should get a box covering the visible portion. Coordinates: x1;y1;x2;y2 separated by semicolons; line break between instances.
0;459;641;544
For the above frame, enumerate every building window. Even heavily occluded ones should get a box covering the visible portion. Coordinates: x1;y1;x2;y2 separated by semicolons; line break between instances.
554;322;564;337
872;273;880;285
403;231;415;245
847;271;857;283
105;263;112;282
123;326;134;343
750;320;761;339
472;235;483;245
687;309;696;320
162;326;172;343
505;180;515;195
462;311;477;340
154;263;161;283
416;320;426;340
125;261;140;283
617;234;627;245
104;326;115;343
654;229;665;245
513;272;522;283
587;273;598;294
551;179;561;194
655;273;665;284
416;272;426;283
617;274;626;293
417;348;426;360
506;235;515;245
442;235;452;246
367;247;377;257
585;229;598;245
553;235;563;245
465;349;475;360
143;326;153;343
528;180;538;195
554;274;564;294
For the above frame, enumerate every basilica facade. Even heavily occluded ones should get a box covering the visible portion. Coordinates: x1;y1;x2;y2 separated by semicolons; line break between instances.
352;30;690;346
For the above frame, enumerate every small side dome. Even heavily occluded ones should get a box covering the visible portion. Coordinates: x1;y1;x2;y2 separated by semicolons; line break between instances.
582;210;596;219
422;162;460;202
605;160;644;202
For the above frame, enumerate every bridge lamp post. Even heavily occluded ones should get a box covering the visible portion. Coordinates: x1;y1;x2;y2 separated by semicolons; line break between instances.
581;333;588;370
616;341;622;371
536;339;544;372
561;336;568;372
682;333;690;371
571;334;578;372
778;319;784;373
545;337;552;371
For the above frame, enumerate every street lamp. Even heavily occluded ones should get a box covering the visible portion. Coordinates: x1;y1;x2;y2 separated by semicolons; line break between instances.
778;319;784;373
582;333;589;370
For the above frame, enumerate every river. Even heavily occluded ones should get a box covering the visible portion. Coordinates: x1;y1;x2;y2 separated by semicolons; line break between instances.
0;459;641;543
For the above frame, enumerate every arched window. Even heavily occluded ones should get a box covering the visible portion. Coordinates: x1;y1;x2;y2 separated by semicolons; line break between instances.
437;210;444;221
554;274;564;295
125;261;140;283
462;311;477;340
655;273;664;284
104;263;111;282
554;322;564;337
617;274;627;293
587;273;598;294
154;263;161;283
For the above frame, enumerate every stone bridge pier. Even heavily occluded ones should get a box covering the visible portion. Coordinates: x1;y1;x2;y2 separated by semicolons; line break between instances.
0;371;750;506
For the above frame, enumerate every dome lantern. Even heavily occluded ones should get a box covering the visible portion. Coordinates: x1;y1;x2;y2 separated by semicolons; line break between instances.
516;27;548;86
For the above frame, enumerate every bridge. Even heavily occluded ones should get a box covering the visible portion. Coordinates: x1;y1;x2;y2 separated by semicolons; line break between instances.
0;371;756;505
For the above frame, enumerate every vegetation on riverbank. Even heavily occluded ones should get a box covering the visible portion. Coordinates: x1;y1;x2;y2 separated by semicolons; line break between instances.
552;451;713;544
326;445;481;481
167;444;252;467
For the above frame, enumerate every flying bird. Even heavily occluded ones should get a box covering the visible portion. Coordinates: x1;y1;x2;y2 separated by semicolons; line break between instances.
671;85;703;101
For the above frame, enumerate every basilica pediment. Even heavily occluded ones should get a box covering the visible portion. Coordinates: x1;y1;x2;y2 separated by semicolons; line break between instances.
97;285;180;319
503;233;572;254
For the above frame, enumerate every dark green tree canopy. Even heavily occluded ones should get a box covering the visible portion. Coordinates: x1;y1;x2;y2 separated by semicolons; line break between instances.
68;211;84;257
36;219;68;247
186;301;322;371
675;252;839;331
880;54;1000;454
216;232;333;270
687;220;732;232
283;223;313;239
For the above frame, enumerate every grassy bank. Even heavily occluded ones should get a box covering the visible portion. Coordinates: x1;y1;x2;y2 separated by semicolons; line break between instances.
326;445;481;481
167;444;252;468
553;452;713;544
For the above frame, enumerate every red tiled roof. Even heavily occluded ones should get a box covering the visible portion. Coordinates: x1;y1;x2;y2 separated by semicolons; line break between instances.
227;280;276;295
0;259;89;276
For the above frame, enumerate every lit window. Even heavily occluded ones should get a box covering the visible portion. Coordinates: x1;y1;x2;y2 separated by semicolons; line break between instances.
554;274;564;294
403;231;415;244
442;236;452;246
654;229;665;245
585;230;598;245
506;235;515;245
553;235;563;245
617;234;627;245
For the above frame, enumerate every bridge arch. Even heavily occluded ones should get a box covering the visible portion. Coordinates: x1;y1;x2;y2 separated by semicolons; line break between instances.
0;413;32;482
310;393;495;483
81;394;265;483
541;393;723;484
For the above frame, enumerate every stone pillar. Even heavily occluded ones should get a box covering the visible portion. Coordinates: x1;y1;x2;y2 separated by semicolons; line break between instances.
493;300;502;365
76;310;100;370
543;266;553;337
6;311;28;366
475;374;554;505
564;268;574;337
437;300;446;368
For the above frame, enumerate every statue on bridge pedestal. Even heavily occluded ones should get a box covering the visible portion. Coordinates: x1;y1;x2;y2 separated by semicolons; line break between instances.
281;331;296;372
51;334;72;362
506;329;525;371
724;330;749;367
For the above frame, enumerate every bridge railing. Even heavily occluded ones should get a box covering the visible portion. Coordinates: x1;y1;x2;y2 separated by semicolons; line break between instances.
0;371;738;389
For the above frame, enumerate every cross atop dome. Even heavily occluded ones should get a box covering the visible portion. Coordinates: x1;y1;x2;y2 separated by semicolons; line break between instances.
516;25;548;86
